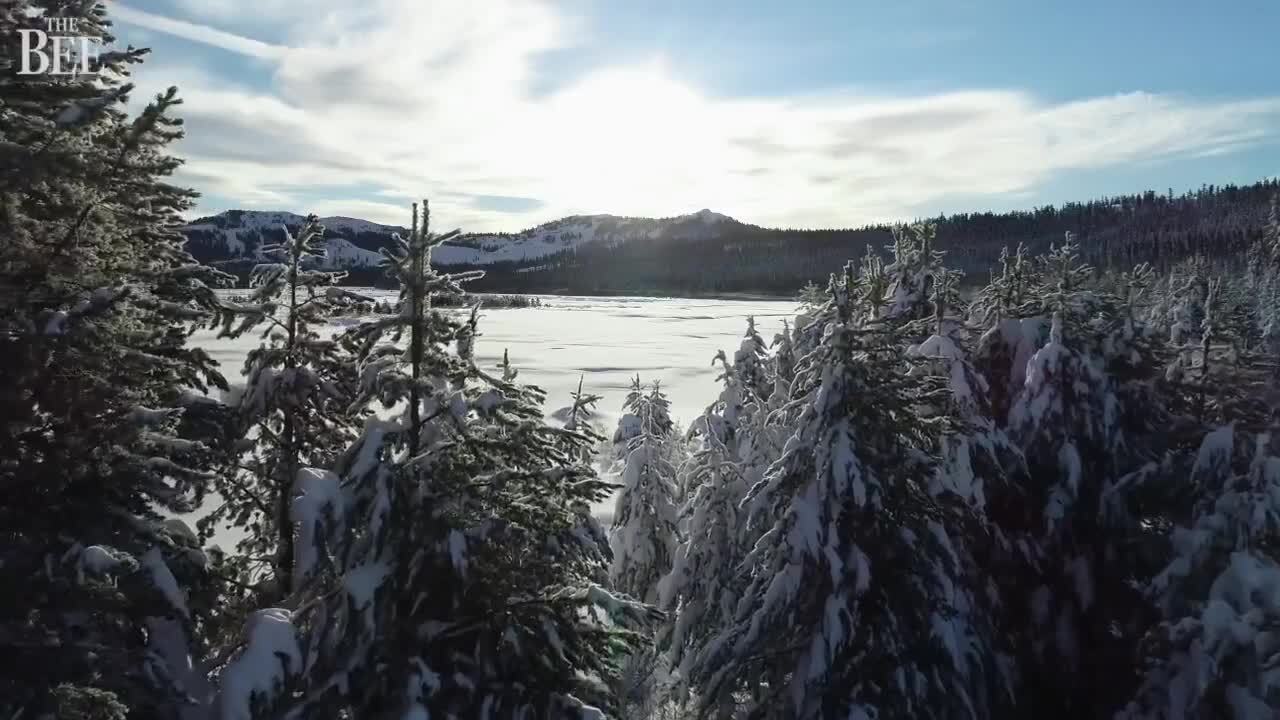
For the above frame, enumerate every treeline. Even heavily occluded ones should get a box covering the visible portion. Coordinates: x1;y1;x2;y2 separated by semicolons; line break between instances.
184;183;1280;298
450;181;1279;295
606;220;1280;719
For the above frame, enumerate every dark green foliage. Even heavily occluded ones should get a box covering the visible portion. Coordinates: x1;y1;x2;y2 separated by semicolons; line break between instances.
0;2;237;716
442;180;1280;296
199;216;364;602
687;262;983;720
252;201;658;719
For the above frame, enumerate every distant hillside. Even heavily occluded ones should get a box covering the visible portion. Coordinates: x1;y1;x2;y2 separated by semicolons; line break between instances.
181;208;744;286
432;208;739;265
182;210;399;276
183;179;1280;294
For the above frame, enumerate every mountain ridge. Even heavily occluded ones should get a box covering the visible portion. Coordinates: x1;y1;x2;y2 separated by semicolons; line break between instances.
181;207;747;271
181;178;1280;294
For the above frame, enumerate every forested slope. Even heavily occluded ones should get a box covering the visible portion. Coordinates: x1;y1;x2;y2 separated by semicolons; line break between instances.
449;181;1280;295
184;181;1280;295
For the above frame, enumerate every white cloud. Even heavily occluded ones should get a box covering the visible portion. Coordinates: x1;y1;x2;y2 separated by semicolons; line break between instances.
117;0;1280;232
113;3;287;59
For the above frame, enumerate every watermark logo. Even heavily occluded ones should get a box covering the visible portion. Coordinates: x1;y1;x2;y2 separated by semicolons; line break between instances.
17;17;102;76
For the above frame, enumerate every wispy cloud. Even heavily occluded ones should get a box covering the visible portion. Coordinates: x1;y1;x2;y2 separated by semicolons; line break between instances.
113;3;287;59
121;0;1280;231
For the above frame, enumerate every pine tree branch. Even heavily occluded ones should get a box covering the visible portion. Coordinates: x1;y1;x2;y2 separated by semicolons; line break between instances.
219;470;275;519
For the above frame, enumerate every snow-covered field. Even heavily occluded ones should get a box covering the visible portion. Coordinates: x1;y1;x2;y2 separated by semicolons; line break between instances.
194;292;796;428
190;292;796;536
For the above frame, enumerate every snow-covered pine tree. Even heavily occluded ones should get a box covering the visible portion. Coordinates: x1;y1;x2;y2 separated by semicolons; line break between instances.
217;200;652;719
1215;276;1260;363
734;316;772;402
1169;259;1212;352
687;267;981;720
610;379;681;605
692;352;748;471
1244;214;1280;379
734;388;789;579
499;348;518;381
883;222;949;326
1122;427;1280;720
970;243;1046;425
560;375;611;586
788;258;864;366
971;244;1038;328
1270;193;1280;252
1;4;237;716
1260;197;1280;375
1162;273;1274;432
770;318;797;405
611;375;650;464
1002;244;1179;718
562;374;604;460
607;379;683;719
906;248;1022;719
720;323;792;567
658;354;754;717
1009;331;1116;714
199;216;363;601
910;266;1025;517
692;317;784;534
797;281;826;311
1145;270;1182;342
564;375;596;423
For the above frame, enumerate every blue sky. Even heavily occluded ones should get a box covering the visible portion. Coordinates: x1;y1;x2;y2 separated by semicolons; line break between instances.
109;0;1280;231
552;1;1280;100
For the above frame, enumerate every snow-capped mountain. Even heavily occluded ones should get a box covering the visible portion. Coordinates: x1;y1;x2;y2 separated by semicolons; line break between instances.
181;208;744;270
181;210;402;269
433;208;738;265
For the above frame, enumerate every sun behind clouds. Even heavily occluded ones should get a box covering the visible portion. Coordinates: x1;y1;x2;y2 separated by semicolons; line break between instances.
114;0;1280;233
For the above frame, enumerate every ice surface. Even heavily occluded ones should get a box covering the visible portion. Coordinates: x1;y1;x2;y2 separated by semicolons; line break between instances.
186;293;793;546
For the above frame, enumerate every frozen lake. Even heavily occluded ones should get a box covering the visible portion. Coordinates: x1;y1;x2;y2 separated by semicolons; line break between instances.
193;292;797;433
189;292;797;536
